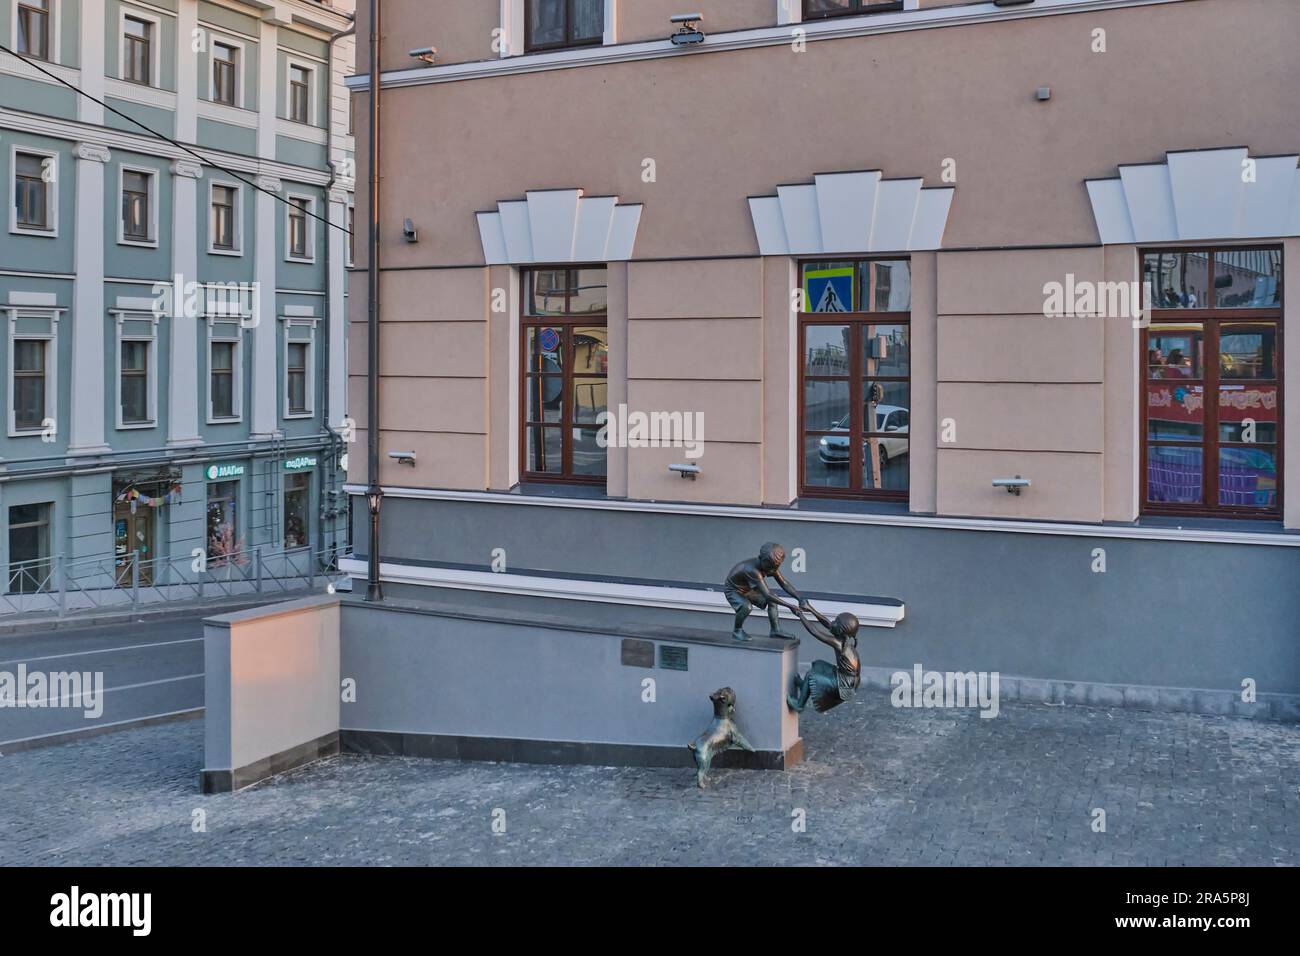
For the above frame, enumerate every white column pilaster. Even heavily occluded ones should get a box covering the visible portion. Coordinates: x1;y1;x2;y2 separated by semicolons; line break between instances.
251;175;282;440
78;0;107;124
168;160;204;447
327;187;349;432
251;15;282;441
176;0;199;143
68;142;111;456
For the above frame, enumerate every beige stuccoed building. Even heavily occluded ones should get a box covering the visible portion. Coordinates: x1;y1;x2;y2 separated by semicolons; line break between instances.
341;0;1300;717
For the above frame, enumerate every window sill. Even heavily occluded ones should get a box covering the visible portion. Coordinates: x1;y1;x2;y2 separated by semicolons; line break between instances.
284;412;314;420
516;481;609;500
117;421;157;431
9;429;48;439
792;496;912;517
207;416;243;425
285;256;316;265
1134;514;1290;535
119;238;158;249
10;226;57;239
208;246;243;258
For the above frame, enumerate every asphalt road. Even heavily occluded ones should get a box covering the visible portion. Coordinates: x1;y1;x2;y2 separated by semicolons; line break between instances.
0;615;206;749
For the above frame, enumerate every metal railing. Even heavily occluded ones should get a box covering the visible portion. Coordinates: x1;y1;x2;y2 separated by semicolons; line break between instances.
2;543;352;619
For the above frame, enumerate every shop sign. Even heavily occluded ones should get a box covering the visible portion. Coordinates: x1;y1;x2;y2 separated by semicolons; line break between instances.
207;463;245;480
284;456;318;472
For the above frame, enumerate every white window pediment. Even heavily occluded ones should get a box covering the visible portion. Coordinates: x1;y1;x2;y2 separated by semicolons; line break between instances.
476;188;642;265
1087;147;1300;245
748;170;954;255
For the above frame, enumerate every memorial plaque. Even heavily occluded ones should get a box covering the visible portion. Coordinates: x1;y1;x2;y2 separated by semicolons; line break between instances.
658;645;689;671
620;638;655;668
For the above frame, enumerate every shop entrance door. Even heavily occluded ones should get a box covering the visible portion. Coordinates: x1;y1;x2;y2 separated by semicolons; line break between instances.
114;502;156;586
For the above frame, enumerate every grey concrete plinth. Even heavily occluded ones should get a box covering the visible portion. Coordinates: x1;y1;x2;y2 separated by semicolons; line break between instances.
339;598;802;770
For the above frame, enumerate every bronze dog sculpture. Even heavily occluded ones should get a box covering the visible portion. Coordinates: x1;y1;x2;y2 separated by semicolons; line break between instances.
687;687;755;789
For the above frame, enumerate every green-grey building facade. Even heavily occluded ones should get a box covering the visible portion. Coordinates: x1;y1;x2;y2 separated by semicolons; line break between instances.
0;0;356;591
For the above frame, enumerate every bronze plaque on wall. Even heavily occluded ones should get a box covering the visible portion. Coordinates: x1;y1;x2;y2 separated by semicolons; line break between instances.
621;638;655;668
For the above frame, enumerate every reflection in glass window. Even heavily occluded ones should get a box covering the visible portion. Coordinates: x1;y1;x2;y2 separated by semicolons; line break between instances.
804;0;903;19
526;0;604;52
804;324;850;375
1147;446;1203;505
799;258;911;500
1215;249;1281;308
1219;324;1276;379
859;260;911;312
1142;245;1281;517
522;267;607;482
1146;324;1203;379
1143;251;1211;309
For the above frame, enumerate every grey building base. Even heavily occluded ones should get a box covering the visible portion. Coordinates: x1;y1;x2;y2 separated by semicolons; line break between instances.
340;729;803;771
856;666;1300;722
200;731;340;794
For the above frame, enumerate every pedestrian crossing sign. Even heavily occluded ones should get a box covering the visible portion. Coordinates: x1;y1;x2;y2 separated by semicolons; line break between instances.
803;267;854;313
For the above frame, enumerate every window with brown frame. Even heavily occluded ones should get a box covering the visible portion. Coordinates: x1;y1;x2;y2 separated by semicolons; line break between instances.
17;0;51;61
123;15;152;86
13;338;47;431
287;341;308;415
210;340;236;419
14;152;51;231
1141;246;1283;518
120;339;149;424
212;42;238;106
288;64;311;123
121;169;152;242
521;266;608;483
525;0;603;53
211;184;236;250
803;0;904;20
799;258;911;500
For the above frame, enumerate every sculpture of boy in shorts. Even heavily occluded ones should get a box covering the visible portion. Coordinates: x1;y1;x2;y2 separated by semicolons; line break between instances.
723;542;809;642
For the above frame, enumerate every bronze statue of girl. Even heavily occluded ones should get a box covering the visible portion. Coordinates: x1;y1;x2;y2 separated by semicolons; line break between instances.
787;606;861;714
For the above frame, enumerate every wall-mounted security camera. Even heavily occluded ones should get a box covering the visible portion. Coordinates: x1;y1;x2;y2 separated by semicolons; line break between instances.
669;463;701;480
388;450;417;466
402;218;419;243
408;47;437;65
993;476;1030;496
669;14;705;46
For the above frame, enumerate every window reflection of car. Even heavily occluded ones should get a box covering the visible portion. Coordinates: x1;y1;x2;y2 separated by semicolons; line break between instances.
818;405;909;467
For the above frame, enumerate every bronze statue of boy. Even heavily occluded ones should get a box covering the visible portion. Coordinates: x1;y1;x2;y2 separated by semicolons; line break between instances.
787;606;861;714
724;542;809;642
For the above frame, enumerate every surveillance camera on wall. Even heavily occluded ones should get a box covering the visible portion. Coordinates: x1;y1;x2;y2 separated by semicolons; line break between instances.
388;450;417;466
402;218;419;243
409;46;437;65
669;463;701;480
993;476;1030;496
669;14;705;46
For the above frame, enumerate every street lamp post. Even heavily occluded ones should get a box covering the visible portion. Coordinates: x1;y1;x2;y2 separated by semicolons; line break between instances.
365;0;383;602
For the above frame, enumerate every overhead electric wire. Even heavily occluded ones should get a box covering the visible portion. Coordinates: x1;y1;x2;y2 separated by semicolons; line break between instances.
0;40;349;236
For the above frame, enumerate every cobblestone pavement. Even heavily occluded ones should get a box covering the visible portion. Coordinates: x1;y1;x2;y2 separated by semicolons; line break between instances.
3;694;1297;866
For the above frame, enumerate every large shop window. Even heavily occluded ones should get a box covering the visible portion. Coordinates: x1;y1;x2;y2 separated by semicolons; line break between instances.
800;258;911;500
8;502;51;594
206;479;240;566
1142;247;1283;517
521;266;608;484
526;0;603;52
284;471;310;550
